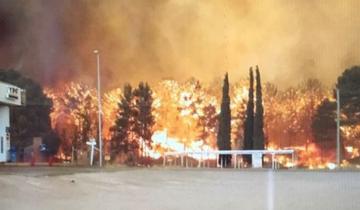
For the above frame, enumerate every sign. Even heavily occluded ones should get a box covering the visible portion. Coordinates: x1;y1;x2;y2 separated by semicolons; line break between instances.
7;87;20;100
86;138;97;146
252;152;263;168
0;82;25;106
86;138;97;166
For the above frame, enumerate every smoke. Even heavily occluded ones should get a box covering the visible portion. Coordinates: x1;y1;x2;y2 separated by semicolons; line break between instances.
0;0;360;89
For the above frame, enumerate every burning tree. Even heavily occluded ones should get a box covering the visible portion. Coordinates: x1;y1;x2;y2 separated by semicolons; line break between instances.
152;79;218;154
198;103;218;149
263;82;280;148
44;66;360;168
46;83;98;161
178;79;216;150
311;66;360;163
243;68;254;164
152;80;181;137
230;80;248;150
298;79;329;143
102;88;122;140
262;78;329;149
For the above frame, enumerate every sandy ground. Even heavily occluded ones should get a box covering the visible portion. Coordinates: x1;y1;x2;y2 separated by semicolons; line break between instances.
0;167;359;210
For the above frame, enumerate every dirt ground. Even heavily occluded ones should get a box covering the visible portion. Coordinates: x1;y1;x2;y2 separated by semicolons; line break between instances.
0;166;359;210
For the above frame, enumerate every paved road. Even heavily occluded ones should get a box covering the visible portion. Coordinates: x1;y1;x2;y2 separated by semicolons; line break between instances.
0;167;359;210
0;165;119;176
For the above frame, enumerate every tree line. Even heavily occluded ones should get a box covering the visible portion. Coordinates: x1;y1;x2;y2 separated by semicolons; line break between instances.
110;82;154;165
2;65;360;165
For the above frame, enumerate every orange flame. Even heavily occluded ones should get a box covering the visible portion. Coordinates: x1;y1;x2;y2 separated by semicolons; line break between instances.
45;79;360;168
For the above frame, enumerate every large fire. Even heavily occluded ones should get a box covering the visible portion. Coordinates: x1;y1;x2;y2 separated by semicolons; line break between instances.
45;79;360;168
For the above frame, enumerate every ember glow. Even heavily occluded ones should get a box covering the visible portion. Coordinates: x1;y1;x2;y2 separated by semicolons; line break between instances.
45;78;360;168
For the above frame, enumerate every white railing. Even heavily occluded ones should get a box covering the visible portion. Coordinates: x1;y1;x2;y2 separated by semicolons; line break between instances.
163;149;296;170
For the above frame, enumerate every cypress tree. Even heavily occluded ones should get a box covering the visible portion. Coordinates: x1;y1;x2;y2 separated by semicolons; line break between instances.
243;67;254;164
254;66;265;150
217;73;232;166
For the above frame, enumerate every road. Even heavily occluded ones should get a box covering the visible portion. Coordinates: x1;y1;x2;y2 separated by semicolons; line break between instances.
0;167;359;210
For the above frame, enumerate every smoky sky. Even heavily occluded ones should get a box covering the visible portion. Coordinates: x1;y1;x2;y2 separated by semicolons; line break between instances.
0;0;360;89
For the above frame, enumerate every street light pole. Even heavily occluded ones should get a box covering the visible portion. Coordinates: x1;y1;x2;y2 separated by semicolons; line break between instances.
94;49;103;167
336;88;340;167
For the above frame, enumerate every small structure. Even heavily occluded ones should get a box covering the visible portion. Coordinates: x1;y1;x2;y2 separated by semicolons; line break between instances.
0;81;25;162
163;149;296;170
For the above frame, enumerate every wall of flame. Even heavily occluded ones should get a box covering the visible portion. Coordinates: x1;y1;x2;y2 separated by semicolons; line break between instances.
45;78;360;168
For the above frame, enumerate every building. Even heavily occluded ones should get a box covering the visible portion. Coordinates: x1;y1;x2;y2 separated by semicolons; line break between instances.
0;81;25;162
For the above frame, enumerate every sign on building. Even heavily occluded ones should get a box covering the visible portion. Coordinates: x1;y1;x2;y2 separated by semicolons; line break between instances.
0;81;25;106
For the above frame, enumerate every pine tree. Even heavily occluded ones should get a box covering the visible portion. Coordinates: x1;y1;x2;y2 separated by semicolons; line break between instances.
337;66;360;125
254;66;265;150
217;73;231;166
133;82;155;160
110;84;137;163
311;66;360;161
311;99;337;149
243;67;254;164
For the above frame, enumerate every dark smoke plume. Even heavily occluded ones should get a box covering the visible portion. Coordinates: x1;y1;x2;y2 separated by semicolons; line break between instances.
0;0;360;89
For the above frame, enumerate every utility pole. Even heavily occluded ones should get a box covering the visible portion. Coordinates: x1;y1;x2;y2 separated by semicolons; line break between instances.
336;88;341;167
94;49;103;167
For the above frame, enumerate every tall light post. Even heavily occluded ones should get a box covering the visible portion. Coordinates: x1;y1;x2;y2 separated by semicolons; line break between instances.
336;88;341;167
93;49;103;167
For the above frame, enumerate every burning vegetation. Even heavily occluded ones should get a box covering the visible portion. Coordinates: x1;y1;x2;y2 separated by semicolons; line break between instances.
0;1;360;171
43;66;360;169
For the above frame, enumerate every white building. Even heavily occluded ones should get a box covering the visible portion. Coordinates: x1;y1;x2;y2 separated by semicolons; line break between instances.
0;81;25;162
